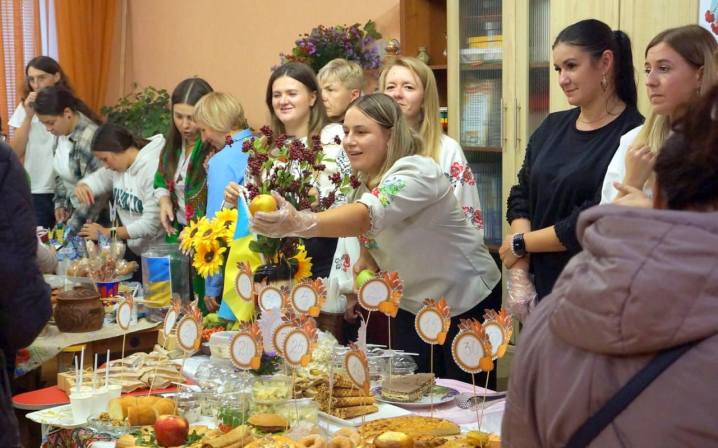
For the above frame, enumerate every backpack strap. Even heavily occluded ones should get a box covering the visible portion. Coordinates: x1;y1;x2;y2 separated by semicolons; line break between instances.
566;341;698;448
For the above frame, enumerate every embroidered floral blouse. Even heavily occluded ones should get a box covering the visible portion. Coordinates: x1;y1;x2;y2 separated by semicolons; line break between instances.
439;135;484;235
353;155;500;315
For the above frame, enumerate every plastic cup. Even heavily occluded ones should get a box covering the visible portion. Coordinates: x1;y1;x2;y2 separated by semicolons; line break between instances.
97;280;119;299
102;384;123;400
91;388;111;415
69;392;93;423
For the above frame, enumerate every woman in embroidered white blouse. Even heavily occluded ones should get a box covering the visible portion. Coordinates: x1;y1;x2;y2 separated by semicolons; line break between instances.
251;93;501;381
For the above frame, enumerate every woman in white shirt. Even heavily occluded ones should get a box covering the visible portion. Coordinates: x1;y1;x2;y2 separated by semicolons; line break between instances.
251;94;501;382
75;122;166;282
8;57;72;229
601;25;717;206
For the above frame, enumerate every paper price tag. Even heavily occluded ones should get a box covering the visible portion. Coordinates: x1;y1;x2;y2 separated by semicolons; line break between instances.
451;332;487;374
273;323;294;357
415;308;443;344
345;352;370;394
290;284;318;314
258;286;284;312
176;315;200;353
117;300;132;331
358;278;390;311
283;329;310;367
230;332;258;370
164;308;178;337
483;321;505;360
235;271;254;303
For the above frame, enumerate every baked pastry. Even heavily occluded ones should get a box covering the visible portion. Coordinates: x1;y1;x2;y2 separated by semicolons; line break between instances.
153;397;177;416
324;405;378;419
108;397;137;420
327;436;354;448
380;374;434;402
332;428;361;446
412;434;447;448
374;432;414;448
202;424;254;448
359;416;460;438
127;404;156;426
243;435;298;448
248;414;290;433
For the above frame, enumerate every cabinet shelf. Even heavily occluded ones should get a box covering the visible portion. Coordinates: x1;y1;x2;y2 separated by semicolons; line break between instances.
459;61;549;71
463;146;502;152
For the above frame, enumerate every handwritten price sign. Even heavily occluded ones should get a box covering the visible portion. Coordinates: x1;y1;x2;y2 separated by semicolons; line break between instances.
176;315;200;353
290;284;318;315
283;329;311;367
416;308;442;344
345;351;370;394
358;278;390;311
235;272;253;303
258;286;284;312
273;322;294;357
230;333;258;370
451;332;485;373
117;299;133;331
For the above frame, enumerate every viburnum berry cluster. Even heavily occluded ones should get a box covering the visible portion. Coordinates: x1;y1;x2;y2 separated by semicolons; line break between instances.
231;125;360;265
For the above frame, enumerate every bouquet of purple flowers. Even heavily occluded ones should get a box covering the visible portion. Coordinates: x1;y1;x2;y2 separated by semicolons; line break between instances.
278;20;382;72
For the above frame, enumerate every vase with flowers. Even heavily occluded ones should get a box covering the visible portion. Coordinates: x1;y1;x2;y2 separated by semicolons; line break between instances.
241;126;361;286
277;20;382;73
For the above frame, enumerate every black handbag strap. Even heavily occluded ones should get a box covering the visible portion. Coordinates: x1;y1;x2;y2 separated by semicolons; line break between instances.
566;340;698;448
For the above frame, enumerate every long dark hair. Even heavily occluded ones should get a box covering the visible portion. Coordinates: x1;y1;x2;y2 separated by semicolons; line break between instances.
553;19;638;108
266;62;328;138
161;78;213;180
91;122;149;153
655;85;718;210
33;85;103;125
23;56;73;100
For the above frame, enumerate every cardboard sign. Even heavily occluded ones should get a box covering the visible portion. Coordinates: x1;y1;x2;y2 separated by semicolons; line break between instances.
283;329;311;367
272;322;294;357
176;315;200;353
290;284;318;315
483;321;505;360
235;271;254;303
230;332;259;370
164;298;182;338
258;285;284;312
117;299;132;331
416;308;443;344
358;278;390;311
345;342;370;394
451;318;493;374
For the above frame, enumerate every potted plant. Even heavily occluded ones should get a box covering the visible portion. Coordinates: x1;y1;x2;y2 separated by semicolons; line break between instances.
101;82;171;138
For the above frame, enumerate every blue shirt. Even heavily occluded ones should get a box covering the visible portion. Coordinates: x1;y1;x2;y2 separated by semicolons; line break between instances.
204;129;252;297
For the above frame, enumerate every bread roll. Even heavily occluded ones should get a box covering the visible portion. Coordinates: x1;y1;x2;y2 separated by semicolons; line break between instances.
128;404;157;426
108;397;137;420
374;432;414;448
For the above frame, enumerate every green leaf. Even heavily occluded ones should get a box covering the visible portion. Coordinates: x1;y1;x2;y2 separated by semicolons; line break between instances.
340;187;350;195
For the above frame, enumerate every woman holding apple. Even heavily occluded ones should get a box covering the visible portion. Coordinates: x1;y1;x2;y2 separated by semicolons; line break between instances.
250;93;501;382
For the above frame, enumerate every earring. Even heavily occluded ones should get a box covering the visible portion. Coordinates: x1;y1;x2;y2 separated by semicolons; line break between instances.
601;73;608;92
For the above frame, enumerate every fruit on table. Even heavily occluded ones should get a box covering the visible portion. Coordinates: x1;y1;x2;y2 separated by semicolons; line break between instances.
355;269;375;289
249;194;278;216
154;415;189;447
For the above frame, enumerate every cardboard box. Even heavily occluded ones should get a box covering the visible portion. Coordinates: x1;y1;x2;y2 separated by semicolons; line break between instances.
57;368;104;393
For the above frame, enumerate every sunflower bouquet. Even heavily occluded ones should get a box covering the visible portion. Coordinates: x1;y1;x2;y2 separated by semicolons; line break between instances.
241;125;360;276
180;208;237;279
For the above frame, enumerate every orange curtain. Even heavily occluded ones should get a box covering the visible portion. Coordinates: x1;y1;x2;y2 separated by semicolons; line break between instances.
0;0;41;137
55;0;116;113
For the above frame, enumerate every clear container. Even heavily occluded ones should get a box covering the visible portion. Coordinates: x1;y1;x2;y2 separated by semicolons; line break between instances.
176;390;201;423
250;398;288;417
198;392;221;417
209;331;237;359
250;375;292;401
218;392;251;426
283;399;319;423
141;243;190;306
390;353;418;376
367;354;388;387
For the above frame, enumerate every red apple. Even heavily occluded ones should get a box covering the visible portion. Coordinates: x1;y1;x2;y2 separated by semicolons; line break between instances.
154;415;189;447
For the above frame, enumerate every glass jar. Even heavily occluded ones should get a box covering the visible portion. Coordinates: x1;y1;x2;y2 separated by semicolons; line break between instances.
141;243;190;306
176;390;201;423
250;375;292;401
284;399;319;423
250;398;288;417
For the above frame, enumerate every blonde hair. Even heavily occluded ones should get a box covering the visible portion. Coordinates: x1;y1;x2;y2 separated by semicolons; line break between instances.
634;25;718;156
379;56;442;162
349;93;425;188
317;59;364;91
193;92;248;132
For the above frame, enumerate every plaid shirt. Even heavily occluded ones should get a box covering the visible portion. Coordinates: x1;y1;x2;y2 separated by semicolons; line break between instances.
53;112;105;238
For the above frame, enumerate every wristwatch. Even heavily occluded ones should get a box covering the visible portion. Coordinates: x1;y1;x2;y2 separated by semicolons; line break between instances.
511;233;527;258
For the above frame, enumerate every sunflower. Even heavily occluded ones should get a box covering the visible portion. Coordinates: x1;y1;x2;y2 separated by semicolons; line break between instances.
292;246;313;282
193;240;227;278
180;217;210;253
214;208;237;244
197;218;224;249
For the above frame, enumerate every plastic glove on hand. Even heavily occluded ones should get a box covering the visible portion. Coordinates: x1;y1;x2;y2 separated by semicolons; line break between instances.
249;191;319;238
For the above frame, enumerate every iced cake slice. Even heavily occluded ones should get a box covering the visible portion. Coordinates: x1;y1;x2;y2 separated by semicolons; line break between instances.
381;373;435;402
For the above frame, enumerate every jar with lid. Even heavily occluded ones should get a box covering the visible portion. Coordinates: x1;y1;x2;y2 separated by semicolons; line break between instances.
389;353;418;376
141;243;190;306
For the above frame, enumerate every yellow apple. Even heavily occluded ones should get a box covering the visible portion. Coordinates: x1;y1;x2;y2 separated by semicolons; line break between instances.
355;269;375;289
249;194;278;216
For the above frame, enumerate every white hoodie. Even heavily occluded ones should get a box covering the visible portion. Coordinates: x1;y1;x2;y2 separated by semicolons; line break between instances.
79;134;165;256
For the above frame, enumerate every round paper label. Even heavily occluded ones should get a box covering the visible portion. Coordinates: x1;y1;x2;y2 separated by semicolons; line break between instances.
272;323;294;357
358;278;390;311
258;286;284;312
345;352;369;393
117;300;132;331
483;321;505;360
283;329;310;367
164;308;178;337
177;316;200;353
415;308;443;344
235;271;254;303
451;331;486;374
230;333;258;370
291;284;318;314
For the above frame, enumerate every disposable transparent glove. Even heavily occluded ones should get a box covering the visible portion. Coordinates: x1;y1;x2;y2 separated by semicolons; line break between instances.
506;268;537;323
249;191;319;238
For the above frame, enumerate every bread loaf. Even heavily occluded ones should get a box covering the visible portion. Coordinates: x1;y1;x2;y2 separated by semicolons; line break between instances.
108;397;138;420
153;397;176;416
128;404;157;426
108;395;176;425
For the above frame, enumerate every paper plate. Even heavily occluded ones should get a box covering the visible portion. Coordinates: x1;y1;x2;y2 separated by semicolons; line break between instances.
370;385;460;407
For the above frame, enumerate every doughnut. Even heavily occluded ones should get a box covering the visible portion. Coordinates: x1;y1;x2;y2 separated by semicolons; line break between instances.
328;436;355;448
333;428;361;447
298;434;328;448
